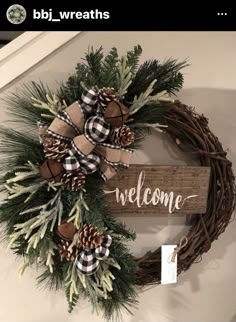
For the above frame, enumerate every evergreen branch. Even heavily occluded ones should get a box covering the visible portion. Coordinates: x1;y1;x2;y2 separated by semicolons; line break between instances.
93;259;122;299
65;262;80;311
5;180;47;203
18;260;30;278
125;58;188;104
128;80;174;115
0;127;43;170
105;257;121;270
44;240;57;273
83;46;104;87
117;56;133;98
37;259;64;291
126;45;143;74
129;122;168;133
67;196;82;229
8;190;63;252
102;47;119;88
6;161;40;184
31;93;65;117
4;81;53;127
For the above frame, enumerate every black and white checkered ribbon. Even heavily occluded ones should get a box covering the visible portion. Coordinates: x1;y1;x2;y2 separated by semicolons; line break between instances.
76;235;112;275
84;116;110;144
81;88;98;114
63;116;109;173
45;92;133;181
63;149;100;174
81;88;104;116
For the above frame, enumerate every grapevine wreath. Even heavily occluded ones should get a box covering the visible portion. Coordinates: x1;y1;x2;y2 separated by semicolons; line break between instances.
0;46;235;320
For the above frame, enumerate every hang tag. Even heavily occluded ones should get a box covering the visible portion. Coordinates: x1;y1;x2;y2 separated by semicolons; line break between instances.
161;245;177;284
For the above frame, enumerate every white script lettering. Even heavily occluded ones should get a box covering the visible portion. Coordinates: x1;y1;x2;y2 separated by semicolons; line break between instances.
104;171;198;214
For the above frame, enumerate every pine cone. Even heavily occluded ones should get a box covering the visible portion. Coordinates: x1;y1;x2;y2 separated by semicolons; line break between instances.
110;125;135;147
43;137;69;161
62;170;86;191
78;224;104;250
58;240;79;262
98;87;118;109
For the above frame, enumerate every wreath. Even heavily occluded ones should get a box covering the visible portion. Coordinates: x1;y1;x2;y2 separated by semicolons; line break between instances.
0;46;235;321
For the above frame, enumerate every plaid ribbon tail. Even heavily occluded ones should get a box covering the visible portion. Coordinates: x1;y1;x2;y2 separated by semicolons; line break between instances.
76;250;99;275
76;235;112;275
81;88;98;114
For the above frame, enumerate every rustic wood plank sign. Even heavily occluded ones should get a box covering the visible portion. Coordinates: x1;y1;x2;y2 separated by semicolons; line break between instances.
104;165;211;216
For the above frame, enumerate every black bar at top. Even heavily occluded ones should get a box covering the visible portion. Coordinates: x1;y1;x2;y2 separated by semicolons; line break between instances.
0;2;235;31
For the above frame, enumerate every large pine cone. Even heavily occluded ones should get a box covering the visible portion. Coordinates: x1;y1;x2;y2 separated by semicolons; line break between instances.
78;224;103;250
110;125;135;147
58;240;79;262
43;137;69;161
62;170;86;191
98;87;118;109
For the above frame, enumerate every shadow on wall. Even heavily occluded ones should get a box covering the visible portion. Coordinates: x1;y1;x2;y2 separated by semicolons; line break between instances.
230;314;236;322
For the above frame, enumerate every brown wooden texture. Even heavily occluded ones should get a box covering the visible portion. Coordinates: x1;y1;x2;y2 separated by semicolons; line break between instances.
104;165;210;216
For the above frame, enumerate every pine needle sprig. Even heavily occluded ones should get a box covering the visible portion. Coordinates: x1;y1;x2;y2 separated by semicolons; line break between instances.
64;262;80;312
0;127;44;174
9;189;63;252
128;79;174;116
117;56;133;98
3;81;53;127
126;45;142;74
125;58;188;104
102;47;119;88
83;46;104;87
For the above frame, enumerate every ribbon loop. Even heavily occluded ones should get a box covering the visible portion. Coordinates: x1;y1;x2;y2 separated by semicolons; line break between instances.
76;235;112;275
45;100;133;182
82;88;97;106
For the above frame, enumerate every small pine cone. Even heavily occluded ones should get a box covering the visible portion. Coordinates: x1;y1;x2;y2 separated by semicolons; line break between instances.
58;240;79;262
78;224;104;250
62;170;86;191
98;87;118;109
43;137;69;161
110;125;135;147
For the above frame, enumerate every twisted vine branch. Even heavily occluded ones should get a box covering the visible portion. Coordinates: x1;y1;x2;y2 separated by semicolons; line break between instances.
135;101;236;285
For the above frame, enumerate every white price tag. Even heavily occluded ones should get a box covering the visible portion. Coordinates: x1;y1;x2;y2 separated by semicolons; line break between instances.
161;245;177;284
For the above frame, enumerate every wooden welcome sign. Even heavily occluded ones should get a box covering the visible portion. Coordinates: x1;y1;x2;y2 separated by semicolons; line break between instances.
104;165;211;216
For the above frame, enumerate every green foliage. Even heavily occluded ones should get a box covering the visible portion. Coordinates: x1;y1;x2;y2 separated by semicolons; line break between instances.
125;58;188;104
58;45;143;105
0;45;188;321
37;255;64;290
99;241;138;320
0;127;43;173
126;45;143;74
102;47;119;87
3;81;53;127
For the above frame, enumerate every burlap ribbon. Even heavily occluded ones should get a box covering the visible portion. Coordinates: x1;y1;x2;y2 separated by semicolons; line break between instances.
46;101;133;181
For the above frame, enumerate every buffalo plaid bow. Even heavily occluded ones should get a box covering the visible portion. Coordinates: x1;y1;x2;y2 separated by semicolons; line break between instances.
44;88;133;181
76;235;112;275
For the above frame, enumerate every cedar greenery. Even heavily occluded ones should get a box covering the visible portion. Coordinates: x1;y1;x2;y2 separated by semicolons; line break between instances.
0;45;186;320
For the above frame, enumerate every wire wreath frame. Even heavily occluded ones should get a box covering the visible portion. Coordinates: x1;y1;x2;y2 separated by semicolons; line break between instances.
135;101;236;285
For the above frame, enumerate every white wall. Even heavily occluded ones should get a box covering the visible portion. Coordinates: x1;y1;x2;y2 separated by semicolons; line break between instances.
0;32;236;322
